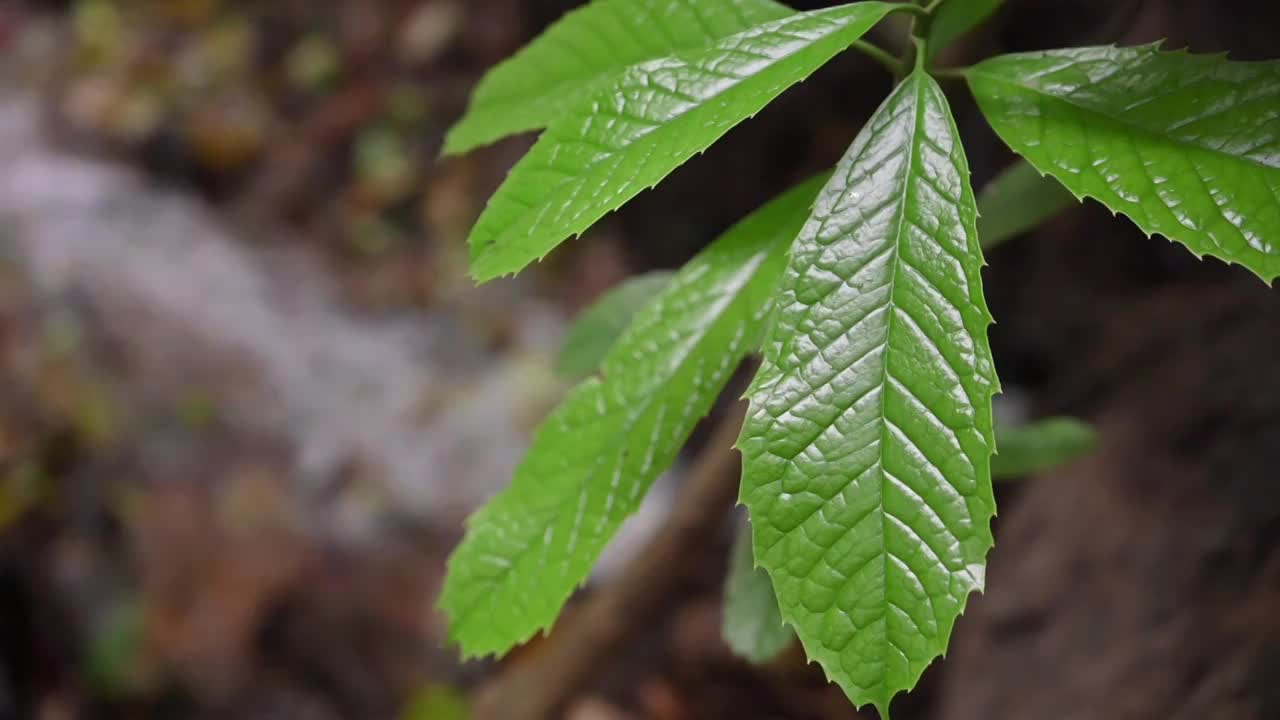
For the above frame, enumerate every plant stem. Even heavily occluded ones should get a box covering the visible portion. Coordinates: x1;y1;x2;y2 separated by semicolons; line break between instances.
904;0;935;72
932;66;970;80
852;40;907;77
470;406;748;720
912;36;929;72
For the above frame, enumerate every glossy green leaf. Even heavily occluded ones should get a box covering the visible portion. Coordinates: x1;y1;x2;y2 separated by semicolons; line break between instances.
556;271;674;380
926;0;1004;62
723;418;1107;666
969;46;1280;281
440;176;825;658
467;2;900;282
443;0;792;155
738;70;997;717
992;416;1096;480
722;521;795;663
977;160;1076;249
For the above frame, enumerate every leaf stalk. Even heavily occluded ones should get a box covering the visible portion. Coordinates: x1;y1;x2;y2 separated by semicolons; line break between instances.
932;66;970;80
905;2;934;74
852;39;908;77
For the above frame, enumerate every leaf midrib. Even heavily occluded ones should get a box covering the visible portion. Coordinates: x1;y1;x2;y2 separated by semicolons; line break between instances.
970;67;1280;174
870;71;926;691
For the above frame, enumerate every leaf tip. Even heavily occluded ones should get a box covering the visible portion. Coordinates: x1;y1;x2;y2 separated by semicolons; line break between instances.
440;124;475;158
439;139;464;160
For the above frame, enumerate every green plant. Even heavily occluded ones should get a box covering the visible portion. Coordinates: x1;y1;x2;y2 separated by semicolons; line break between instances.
439;1;1279;715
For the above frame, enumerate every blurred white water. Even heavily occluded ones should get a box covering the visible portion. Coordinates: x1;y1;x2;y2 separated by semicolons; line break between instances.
0;87;675;575
0;92;564;528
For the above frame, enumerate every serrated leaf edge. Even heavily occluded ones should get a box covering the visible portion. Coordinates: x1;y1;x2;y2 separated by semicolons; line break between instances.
967;43;1280;283
739;70;999;718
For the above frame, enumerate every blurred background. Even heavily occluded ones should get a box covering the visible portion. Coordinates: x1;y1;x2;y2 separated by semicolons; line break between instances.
0;1;1277;719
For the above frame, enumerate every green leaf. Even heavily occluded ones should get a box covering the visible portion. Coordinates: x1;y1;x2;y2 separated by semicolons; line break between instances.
977;160;1076;249
722;521;795;663
467;2;900;282
440;176;826;658
556;271;674;380
992;416;1096;480
968;46;1280;281
401;685;469;720
926;0;1004;62
85;598;147;695
738;70;997;717
443;0;792;155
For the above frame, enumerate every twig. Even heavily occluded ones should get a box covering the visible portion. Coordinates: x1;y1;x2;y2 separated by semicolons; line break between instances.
932;66;969;80
852;40;907;77
471;405;748;720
